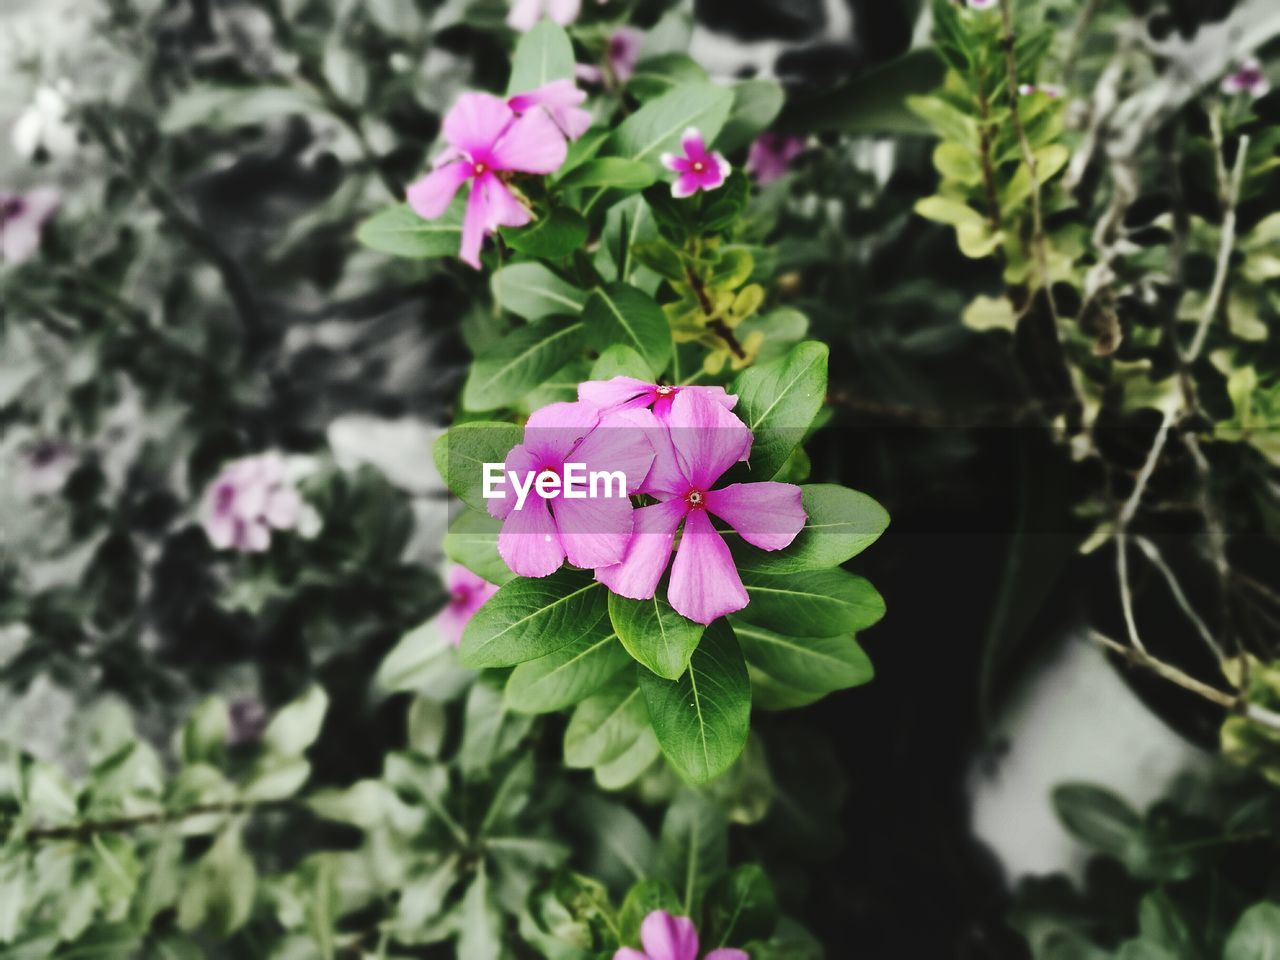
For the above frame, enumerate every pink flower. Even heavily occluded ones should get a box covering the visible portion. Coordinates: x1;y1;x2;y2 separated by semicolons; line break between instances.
201;453;319;553
489;401;657;578
660;128;731;199
507;0;580;31
745;134;806;185
595;391;805;625
437;564;499;646
578;27;644;86
508;79;592;141
405;93;567;268
0;188;59;265
578;376;738;421
614;911;748;960
1222;59;1270;97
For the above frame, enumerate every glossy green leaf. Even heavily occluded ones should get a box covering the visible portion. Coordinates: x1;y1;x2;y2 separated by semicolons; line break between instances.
501;207;588;259
263;686;328;758
732;620;873;694
731;341;828;479
609;592;705;680
506;19;575;96
738;569;885;638
704;865;778;946
462;316;584;411
443;509;514;586
591;344;656;382
734;484;889;573
558;158;658;191
657;791;728;909
639;619;751;784
432;422;524;512
460;570;611;668
564;674;654;771
606;83;735;167
491;262;589;320
1052;784;1141;860
584;282;672;379
1225;903;1280;960
505;629;632;713
718;78;786;153
355;201;464;259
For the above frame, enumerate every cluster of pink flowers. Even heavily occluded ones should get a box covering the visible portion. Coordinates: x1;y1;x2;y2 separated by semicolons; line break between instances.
487;377;806;625
615;910;747;960
200;453;320;553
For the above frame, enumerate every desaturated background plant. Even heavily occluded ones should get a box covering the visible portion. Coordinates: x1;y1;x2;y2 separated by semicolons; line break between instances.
0;0;1279;957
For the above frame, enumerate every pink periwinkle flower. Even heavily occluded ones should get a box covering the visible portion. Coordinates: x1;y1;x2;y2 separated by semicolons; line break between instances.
489;402;657;578
614;910;748;960
578;376;737;422
595;390;805;625
746;134;806;185
508;79;593;141
578;27;644;86
0;188;59;265
507;0;580;31
1222;59;1270;98
201;453;318;553
437;564;499;646
406;93;567;269
660;128;731;199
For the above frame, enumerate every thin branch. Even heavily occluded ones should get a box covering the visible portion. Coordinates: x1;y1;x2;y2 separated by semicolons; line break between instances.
1114;410;1173;654
1133;535;1225;661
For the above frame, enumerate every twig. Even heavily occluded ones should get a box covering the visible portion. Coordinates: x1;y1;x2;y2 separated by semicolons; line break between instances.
683;266;745;360
1133;535;1225;661
1114;410;1173;654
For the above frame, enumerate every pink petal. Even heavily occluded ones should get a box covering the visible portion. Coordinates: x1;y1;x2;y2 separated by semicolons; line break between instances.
666;390;752;492
490;107;569;174
704;951;750;960
406;161;471;219
547;0;581;24
573;407;658;496
640;911;700;960
679;127;707;160
705;481;805;551
671;174;701;200
506;0;542;31
640;421;690;498
608;28;644;84
498;497;566;578
524;400;601;467
436;605;468;647
477;174;533;231
508;79;585;113
443;93;516;157
659;152;688;174
553;493;635;569
1;217;41;264
613;951;649;960
460;178;492;269
667;509;748;625
488;444;539;520
578;376;654;411
595;498;686;600
576;63;605;85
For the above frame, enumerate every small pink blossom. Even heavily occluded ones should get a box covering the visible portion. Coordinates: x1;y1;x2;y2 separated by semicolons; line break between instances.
507;0;580;31
0;188;59;265
595;391;805;625
508;79;592;141
201;453;318;553
660;128;730;199
1222;59;1270;98
578;27;644;86
406;93;567;268
578;376;738;421
489;402;657;578
437;565;499;646
746;134;806;185
614;910;748;960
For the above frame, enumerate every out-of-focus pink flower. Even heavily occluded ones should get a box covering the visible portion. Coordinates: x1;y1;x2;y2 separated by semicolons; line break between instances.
437;565;499;646
1222;59;1271;97
0;188;59;265
578;376;738;422
660;128;731;199
507;0;580;31
406;93;567;268
580;27;645;85
14;439;76;497
508;79;593;141
1017;83;1064;98
201;453;319;553
228;698;269;747
488;401;656;578
746;134;806;185
595;391;805;625
966;0;997;9
613;910;749;960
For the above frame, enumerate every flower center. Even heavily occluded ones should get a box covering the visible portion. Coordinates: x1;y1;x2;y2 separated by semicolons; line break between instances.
685;489;705;508
691;160;705;173
655;384;674;396
473;161;488;176
450;587;469;604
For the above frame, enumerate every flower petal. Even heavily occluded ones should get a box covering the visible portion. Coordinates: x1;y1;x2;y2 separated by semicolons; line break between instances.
488;444;540;520
679;127;707;160
506;0;543;31
490;107;569;174
667;509;748;624
498;497;566;578
640;911;700;960
573;407;658;496
460;178;491;269
553;492;635;569
443;93;517;157
476;174;533;231
547;0;581;25
523;400;601;467
406;161;470;220
705;481;805;551
612;951;649;960
578;376;654;411
595;498;686;600
666;390;752;492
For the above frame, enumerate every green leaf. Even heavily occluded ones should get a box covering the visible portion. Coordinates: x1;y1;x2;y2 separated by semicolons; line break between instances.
460;679;535;778
639;619;751;784
462;316;584;411
242;756;311;801
177;829;257;937
610;592;705;680
704;865;779;947
460;569;611;668
777;50;943;136
914;195;984;227
583;282;672;377
564;675;654;773
1052;784;1141;860
160;85;326;133
658;791;728;911
505;629;632;713
322;40;368;106
734;484;889;573
619;879;682;947
506;19;575;96
355;201;464;259
491;262;589;320
627;53;709;101
263;686;327;758
444;510;515;585
558;157;659;191
738;569;886;637
717;79;786;154
1225;903;1280;960
501;207;589;259
591;343;656;382
732;619;873;694
607;83;735;167
906;92;980;147
731;341;828;479
1115;942;1178;960
1137;891;1193;959
457;864;503;960
432;421;524;512
179;696;228;767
